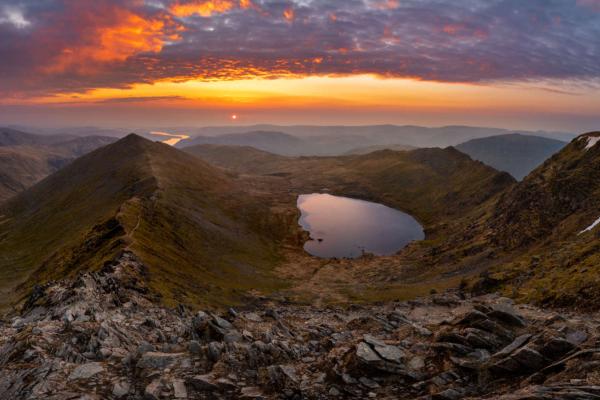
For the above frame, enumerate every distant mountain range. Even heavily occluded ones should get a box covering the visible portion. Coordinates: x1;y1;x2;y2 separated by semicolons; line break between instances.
456;134;567;180
176;125;574;155
0;128;116;202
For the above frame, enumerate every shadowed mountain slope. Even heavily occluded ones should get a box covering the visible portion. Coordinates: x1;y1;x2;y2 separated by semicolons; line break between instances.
480;132;600;308
184;144;288;174
456;134;567;180
343;144;417;155
0;134;288;309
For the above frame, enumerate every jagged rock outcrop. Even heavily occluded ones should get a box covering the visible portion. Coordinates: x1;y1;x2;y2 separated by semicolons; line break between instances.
1;253;599;399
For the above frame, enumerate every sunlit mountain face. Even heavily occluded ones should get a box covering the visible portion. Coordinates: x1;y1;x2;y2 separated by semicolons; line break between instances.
1;0;599;130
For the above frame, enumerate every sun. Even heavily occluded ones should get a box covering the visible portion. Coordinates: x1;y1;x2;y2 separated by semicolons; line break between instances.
231;114;238;120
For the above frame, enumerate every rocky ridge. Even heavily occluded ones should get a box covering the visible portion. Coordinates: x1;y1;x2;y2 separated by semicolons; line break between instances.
1;253;599;399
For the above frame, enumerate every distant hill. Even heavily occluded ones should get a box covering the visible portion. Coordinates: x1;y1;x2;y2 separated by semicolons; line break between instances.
183;130;307;156
176;124;574;150
0;128;116;202
0;135;288;308
344;144;417;155
0;127;73;146
456;134;567;180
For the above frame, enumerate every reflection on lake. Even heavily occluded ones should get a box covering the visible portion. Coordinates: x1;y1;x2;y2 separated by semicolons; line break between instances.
297;193;424;259
150;131;190;146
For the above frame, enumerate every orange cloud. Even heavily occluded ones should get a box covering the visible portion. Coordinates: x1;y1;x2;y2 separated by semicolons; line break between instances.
44;8;182;74
170;0;237;17
372;0;400;10
283;8;295;22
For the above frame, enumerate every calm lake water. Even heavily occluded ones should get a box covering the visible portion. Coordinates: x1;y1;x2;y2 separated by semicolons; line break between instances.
297;193;424;259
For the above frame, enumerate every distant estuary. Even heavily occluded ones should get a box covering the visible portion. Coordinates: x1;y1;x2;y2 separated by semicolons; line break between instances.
297;193;424;259
150;131;190;146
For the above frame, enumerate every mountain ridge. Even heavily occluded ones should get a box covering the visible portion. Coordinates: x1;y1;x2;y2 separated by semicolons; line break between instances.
0;134;289;309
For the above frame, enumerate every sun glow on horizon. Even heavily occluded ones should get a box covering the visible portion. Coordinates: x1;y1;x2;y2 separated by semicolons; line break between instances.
13;75;599;118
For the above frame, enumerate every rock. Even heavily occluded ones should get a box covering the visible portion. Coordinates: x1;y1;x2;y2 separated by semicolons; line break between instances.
172;379;187;398
223;330;243;343
188;340;202;354
493;334;531;358
356;342;382;363
186;374;219;391
144;379;162;400
244;313;263;322
433;388;463;400
359;377;380;389
488;304;526;327
112;381;130;398
373;344;404;363
207;341;223;361
68;362;104;380
137;352;184;369
511;346;546;370
212;315;233;330
138;342;156;355
540;338;575;359
457;310;488;325
240;386;266;400
566;330;588;345
408;356;425;370
464;328;504;350
267;365;298;389
363;334;386;347
11;318;24;329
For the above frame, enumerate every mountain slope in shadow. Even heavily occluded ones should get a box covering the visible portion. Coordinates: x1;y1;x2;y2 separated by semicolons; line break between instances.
456;133;567;180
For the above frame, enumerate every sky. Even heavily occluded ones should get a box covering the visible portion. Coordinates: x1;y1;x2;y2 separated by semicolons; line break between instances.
0;0;599;132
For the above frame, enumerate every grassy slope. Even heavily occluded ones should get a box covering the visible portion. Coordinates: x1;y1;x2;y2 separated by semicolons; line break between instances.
0;135;288;309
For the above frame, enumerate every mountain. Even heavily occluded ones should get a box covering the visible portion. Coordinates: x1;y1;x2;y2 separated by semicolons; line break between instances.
0;134;288;309
479;132;600;307
0;129;116;202
344;144;417;155
182;131;307;156
456;134;567;180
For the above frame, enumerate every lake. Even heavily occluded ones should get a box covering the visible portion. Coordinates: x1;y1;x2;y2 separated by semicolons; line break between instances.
297;193;424;259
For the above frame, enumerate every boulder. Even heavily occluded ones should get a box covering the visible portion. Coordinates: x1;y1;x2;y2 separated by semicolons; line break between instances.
68;362;104;381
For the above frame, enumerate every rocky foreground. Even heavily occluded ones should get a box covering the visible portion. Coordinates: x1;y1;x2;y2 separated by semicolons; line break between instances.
1;253;599;399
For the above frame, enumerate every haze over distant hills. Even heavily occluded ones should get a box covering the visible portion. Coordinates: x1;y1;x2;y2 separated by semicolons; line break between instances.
177;125;574;156
456;134;568;180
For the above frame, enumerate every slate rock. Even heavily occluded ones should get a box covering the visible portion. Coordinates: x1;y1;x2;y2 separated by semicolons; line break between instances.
68;362;104;381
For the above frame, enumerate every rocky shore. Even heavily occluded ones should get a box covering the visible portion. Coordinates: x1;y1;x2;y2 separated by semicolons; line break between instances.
1;252;599;399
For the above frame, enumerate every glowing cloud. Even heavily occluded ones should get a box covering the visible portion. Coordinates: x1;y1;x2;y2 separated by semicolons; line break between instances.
170;0;236;17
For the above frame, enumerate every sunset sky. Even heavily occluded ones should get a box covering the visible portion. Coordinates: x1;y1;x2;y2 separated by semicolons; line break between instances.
1;0;600;131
